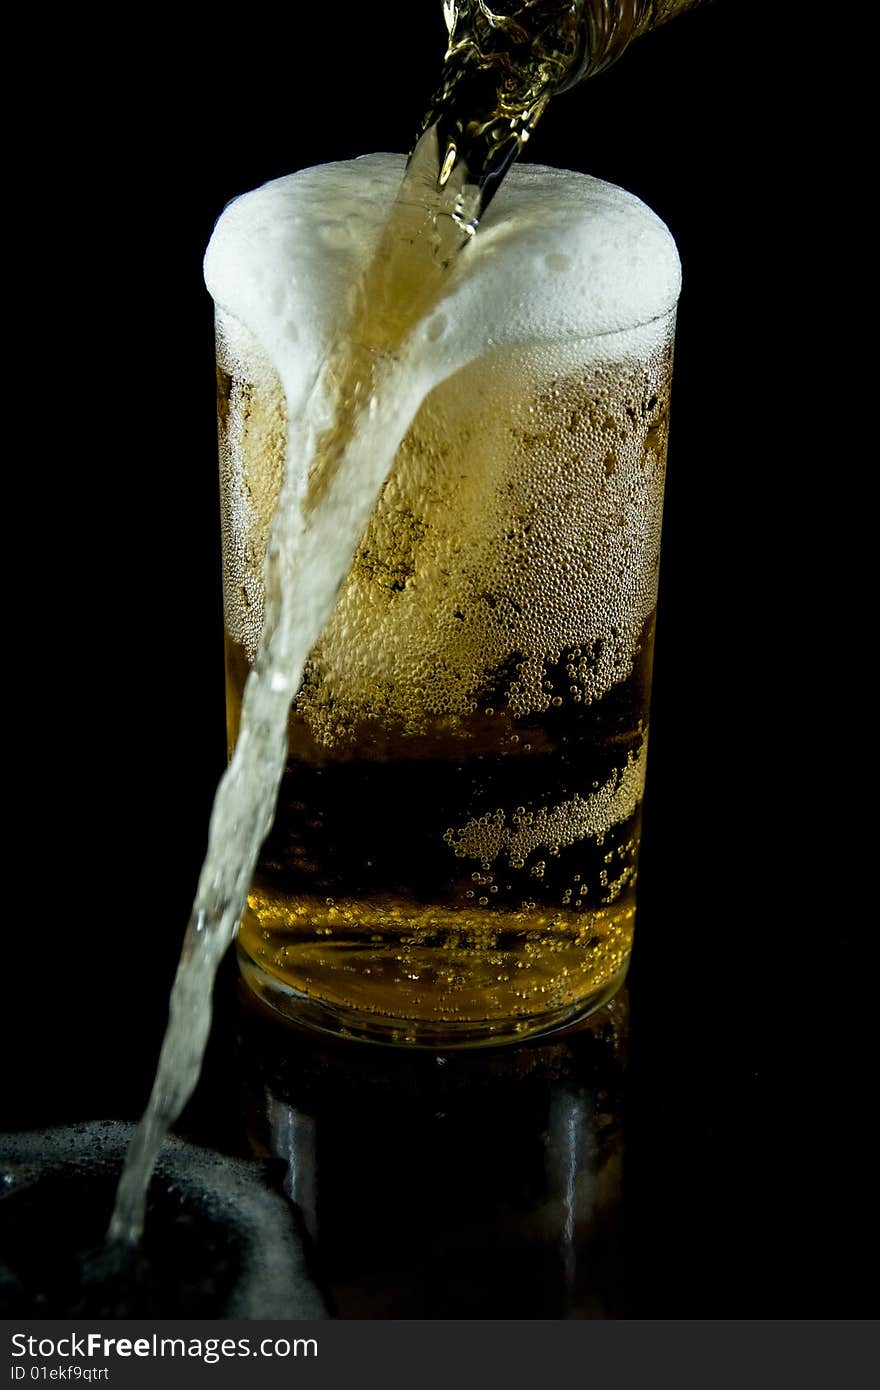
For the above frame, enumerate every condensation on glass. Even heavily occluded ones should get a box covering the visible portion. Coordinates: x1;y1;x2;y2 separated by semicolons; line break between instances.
212;155;680;1046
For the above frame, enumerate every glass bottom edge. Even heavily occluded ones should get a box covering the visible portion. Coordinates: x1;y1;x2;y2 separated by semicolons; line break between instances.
236;944;629;1049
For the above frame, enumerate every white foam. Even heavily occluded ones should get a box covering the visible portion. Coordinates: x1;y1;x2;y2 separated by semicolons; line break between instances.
204;153;681;413
209;156;681;685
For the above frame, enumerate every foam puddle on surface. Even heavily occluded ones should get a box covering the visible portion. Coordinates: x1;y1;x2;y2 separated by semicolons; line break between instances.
1;1124;325;1317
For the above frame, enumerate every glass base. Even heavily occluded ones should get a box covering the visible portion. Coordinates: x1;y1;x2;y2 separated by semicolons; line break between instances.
236;944;629;1049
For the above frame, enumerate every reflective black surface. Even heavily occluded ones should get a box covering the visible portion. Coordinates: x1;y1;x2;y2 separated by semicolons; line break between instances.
237;989;628;1318
4;935;868;1318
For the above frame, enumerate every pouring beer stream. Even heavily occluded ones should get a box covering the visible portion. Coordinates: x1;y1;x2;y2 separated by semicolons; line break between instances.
109;0;700;1247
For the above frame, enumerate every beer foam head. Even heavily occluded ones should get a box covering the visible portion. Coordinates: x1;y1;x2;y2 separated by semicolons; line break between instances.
204;153;680;402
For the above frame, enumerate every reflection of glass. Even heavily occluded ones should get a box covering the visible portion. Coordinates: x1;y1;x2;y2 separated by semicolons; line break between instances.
238;989;628;1317
214;157;679;1045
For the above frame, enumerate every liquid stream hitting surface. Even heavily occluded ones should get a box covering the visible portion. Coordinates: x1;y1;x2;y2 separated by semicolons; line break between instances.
107;4;586;1245
108;0;691;1243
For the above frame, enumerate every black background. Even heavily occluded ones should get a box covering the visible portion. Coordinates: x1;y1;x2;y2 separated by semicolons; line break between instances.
5;3;869;1316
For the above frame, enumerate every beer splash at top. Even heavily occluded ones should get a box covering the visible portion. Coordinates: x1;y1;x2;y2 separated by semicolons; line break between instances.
109;0;697;1245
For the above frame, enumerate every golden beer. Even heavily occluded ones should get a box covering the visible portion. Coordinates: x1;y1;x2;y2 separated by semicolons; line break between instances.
212;155;679;1045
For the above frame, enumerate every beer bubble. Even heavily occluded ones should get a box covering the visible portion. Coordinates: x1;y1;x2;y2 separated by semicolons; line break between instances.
317;221;351;249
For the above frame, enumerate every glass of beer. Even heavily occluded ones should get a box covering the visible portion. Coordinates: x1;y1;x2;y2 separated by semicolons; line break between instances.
207;155;680;1047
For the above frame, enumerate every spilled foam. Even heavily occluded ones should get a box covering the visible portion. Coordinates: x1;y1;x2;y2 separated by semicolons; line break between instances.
2;1123;325;1317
